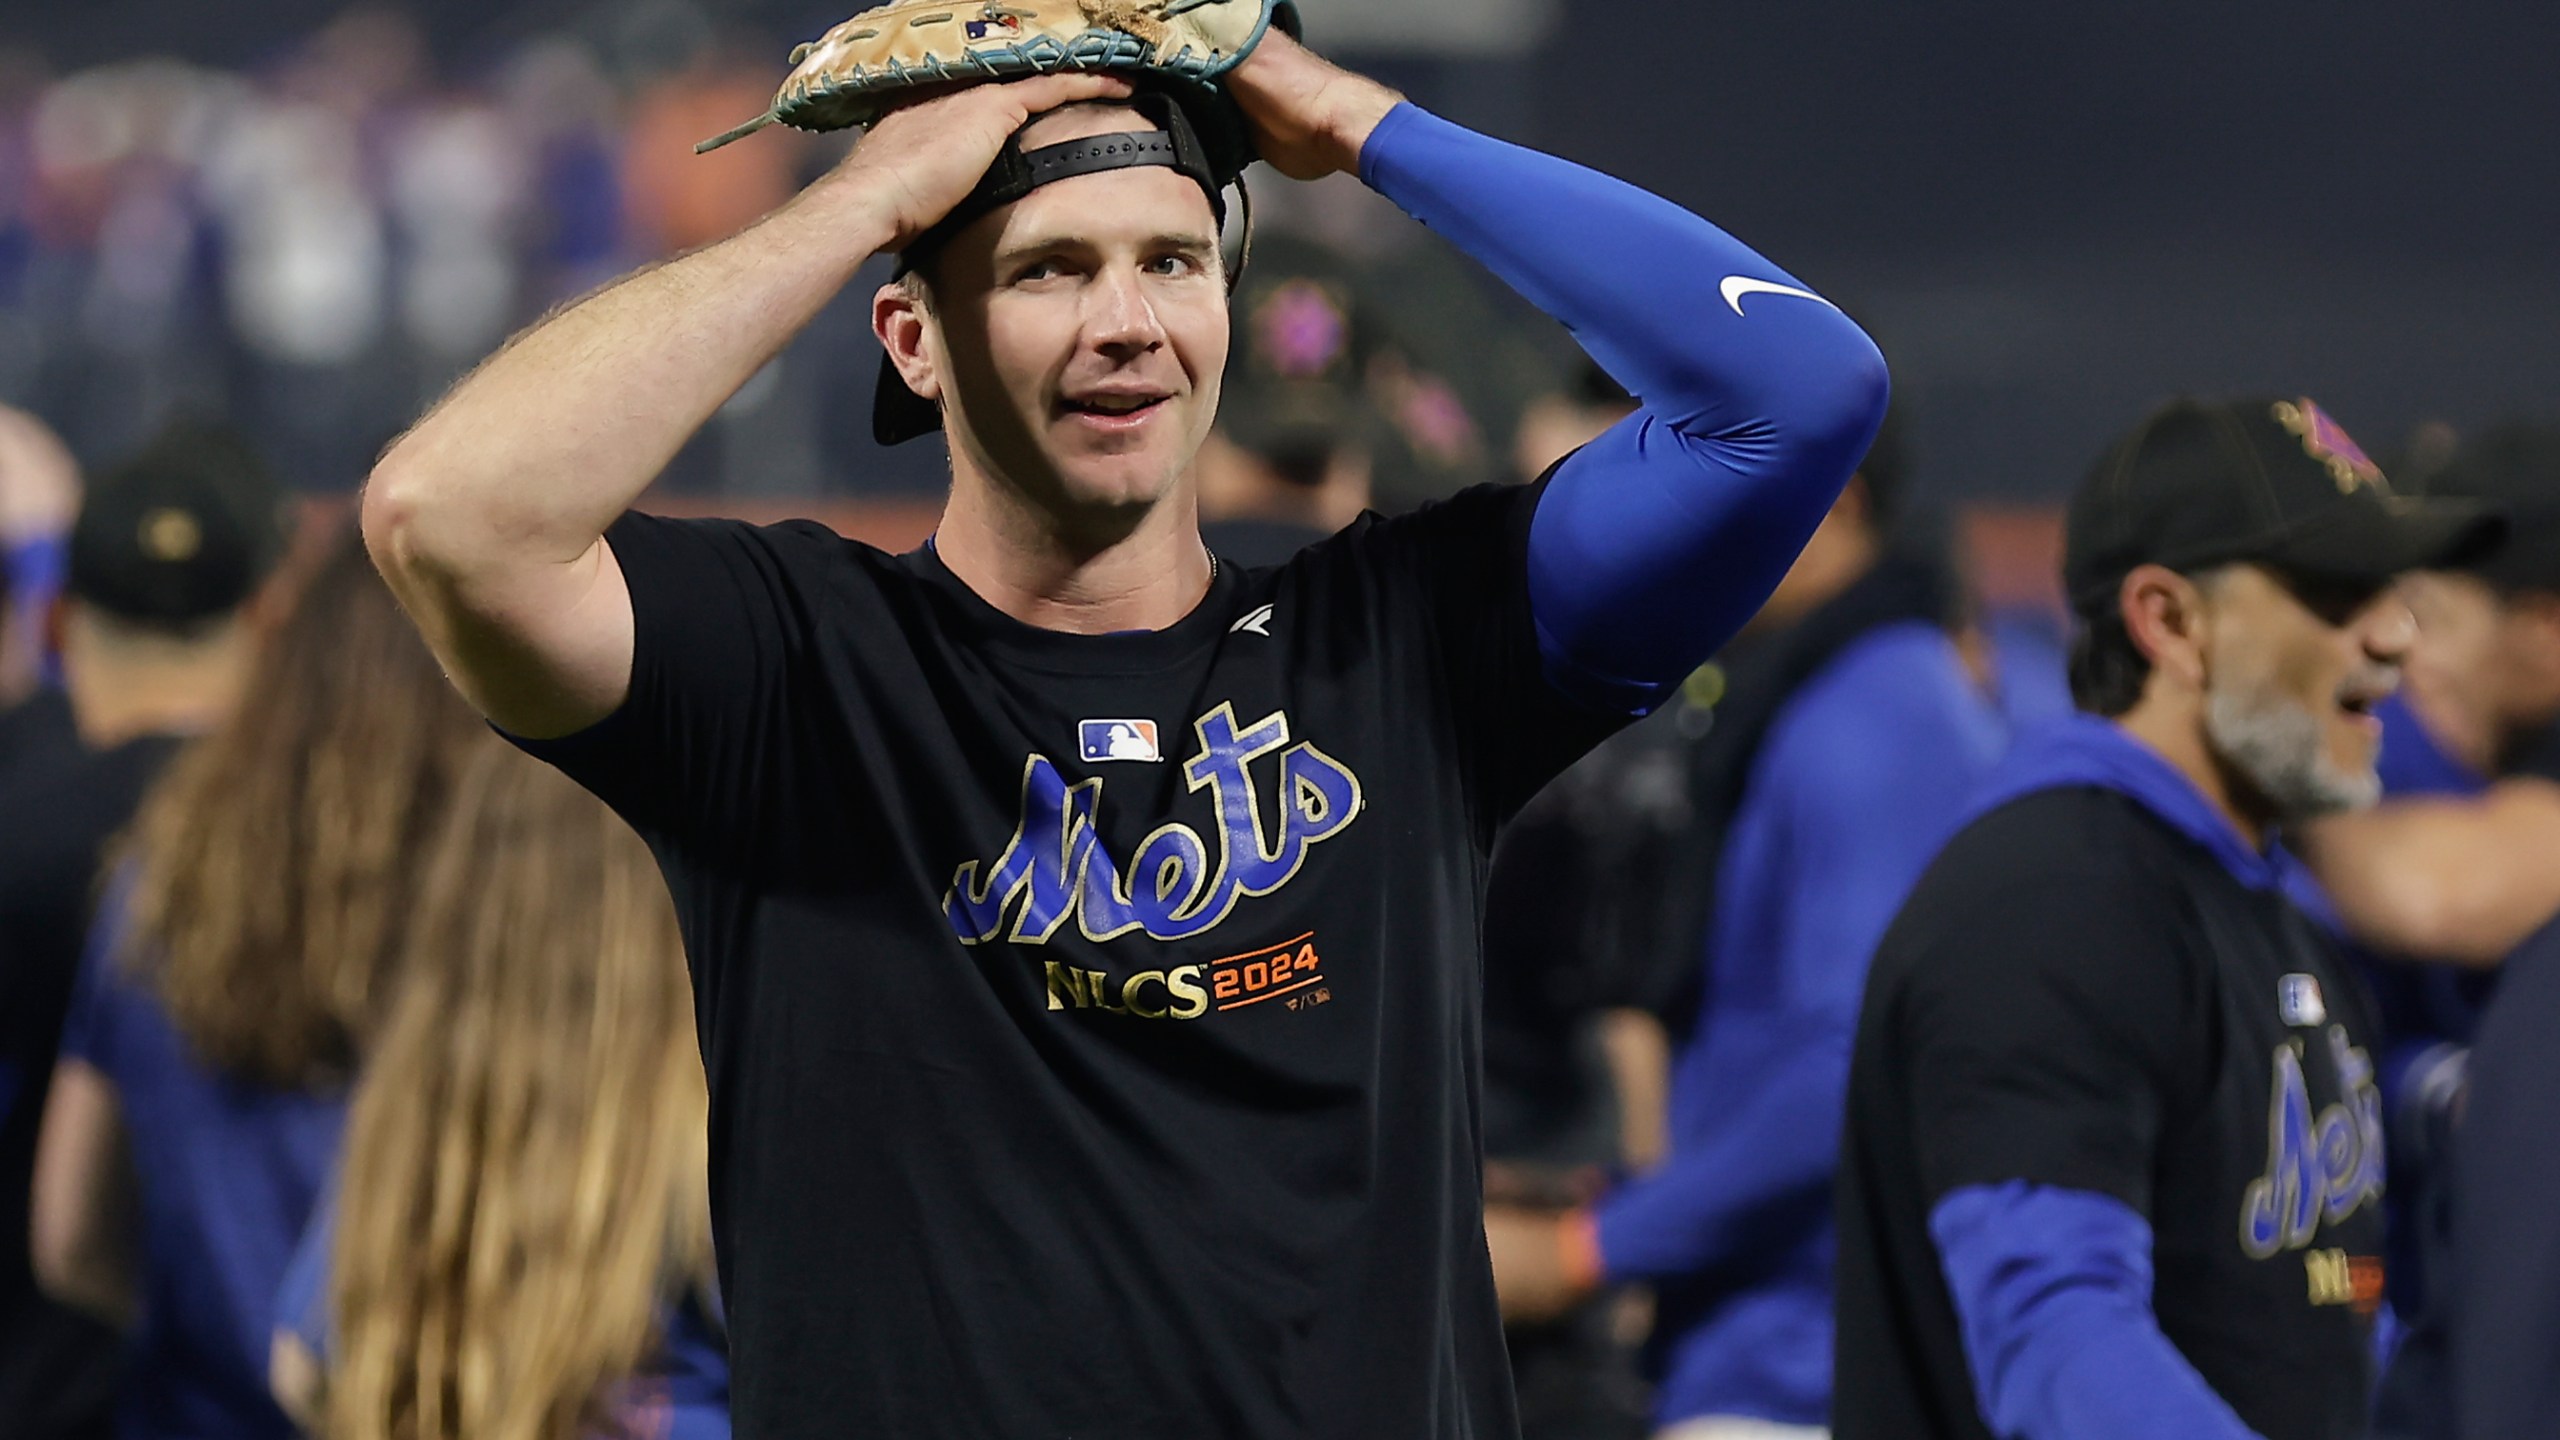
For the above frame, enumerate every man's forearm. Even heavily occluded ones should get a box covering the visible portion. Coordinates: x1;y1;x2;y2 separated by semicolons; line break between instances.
1352;103;1886;707
2296;778;2560;964
1355;105;1884;448
366;173;895;589
1933;1183;2265;1440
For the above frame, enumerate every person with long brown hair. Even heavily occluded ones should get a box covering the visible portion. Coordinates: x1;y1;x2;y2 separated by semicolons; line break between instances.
29;531;493;1440
270;743;725;1440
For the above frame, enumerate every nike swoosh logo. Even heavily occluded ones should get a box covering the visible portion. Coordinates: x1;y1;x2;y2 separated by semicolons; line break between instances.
1719;276;1837;317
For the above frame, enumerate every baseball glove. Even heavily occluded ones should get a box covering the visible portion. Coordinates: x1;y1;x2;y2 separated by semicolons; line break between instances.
696;0;1299;154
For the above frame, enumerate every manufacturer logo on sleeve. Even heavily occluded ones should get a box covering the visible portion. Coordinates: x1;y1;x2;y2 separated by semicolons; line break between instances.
1718;275;1838;317
1079;719;1161;763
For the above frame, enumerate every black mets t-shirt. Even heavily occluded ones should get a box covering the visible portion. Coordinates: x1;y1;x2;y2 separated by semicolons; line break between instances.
1834;787;2387;1440
516;481;1623;1439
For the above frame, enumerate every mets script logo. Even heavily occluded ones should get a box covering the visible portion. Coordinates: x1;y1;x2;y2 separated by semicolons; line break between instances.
943;703;1364;946
2239;1027;2384;1260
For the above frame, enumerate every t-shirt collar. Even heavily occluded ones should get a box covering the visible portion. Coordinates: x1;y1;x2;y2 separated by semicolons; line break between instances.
904;536;1240;677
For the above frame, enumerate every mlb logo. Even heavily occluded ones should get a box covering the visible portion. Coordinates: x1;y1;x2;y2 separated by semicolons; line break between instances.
1080;719;1161;763
2278;974;2327;1028
965;14;1023;40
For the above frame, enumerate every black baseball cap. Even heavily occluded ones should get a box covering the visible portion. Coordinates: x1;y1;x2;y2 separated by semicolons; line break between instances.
67;420;290;625
2419;424;2560;594
2064;396;2502;614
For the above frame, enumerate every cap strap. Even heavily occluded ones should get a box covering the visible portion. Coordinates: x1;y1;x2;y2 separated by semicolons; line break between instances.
903;91;1224;268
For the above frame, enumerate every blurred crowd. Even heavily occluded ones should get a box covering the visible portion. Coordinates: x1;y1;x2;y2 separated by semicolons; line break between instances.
0;5;1578;504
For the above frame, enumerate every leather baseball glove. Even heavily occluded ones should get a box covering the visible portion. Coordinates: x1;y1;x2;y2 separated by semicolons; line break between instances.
697;0;1299;153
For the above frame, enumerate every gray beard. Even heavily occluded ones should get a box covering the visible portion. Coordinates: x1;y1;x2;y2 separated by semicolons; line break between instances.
2205;686;2380;822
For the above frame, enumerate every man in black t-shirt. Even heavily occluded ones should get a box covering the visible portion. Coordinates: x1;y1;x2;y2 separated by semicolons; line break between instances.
1833;397;2497;1440
365;28;1888;1440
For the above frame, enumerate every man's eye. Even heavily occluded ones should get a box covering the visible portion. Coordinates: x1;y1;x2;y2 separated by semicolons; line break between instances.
1148;254;1200;277
1015;260;1066;283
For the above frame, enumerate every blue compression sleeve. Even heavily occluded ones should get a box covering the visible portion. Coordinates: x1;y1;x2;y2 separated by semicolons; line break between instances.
1358;105;1890;712
1931;1183;2266;1440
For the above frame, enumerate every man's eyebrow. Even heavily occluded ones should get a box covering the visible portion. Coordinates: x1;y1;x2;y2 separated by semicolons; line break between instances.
994;230;1219;264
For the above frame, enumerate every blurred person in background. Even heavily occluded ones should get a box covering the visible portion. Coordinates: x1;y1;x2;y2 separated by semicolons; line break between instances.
0;403;80;791
269;745;723;1440
497;37;631;307
202;8;427;494
2287;425;2560;1440
18;57;231;463
0;418;282;1436
1359;235;1558;515
2296;425;2560;963
0;402;80;720
384;64;525;383
29;535;491;1440
620;36;809;259
1514;360;1637;486
1833;397;2494;1440
1196;231;1377;566
1488;413;2011;1440
1472;356;1656;1440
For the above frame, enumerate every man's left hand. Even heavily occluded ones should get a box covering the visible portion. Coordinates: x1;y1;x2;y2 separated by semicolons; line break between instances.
1223;28;1403;181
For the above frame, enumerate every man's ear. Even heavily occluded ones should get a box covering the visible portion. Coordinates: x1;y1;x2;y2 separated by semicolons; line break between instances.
2121;562;2212;692
872;281;942;404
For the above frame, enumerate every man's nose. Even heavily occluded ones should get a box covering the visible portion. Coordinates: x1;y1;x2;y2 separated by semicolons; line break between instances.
2360;591;2418;662
1085;266;1166;355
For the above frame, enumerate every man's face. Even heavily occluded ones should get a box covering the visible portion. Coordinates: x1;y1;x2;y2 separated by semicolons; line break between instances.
2197;563;2412;820
911;105;1228;526
2400;569;2507;772
2402;569;2560;767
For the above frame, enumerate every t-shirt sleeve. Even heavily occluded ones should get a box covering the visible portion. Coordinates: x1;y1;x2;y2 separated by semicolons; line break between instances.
56;892;135;1075
1895;863;2201;1214
1354;478;1630;840
507;511;838;853
275;1186;336;1359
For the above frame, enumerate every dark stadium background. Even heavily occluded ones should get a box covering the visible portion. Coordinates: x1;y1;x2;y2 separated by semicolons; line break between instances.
9;0;2555;519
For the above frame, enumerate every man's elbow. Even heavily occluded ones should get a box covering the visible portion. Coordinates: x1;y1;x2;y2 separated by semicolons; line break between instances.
360;449;431;581
1809;328;1892;458
361;449;499;613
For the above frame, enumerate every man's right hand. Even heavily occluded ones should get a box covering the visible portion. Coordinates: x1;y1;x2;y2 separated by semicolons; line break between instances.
820;72;1136;251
